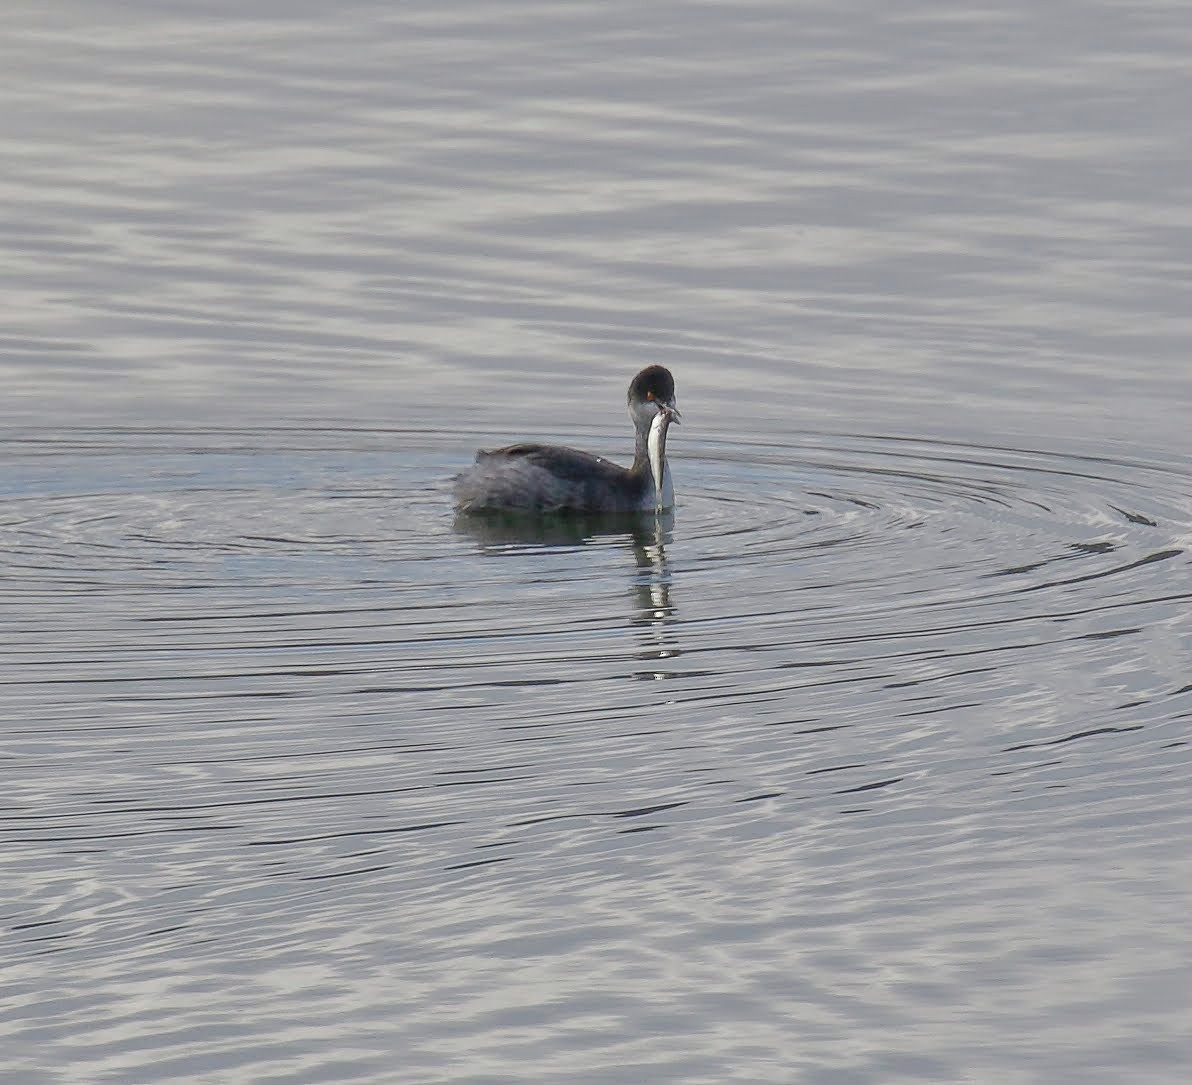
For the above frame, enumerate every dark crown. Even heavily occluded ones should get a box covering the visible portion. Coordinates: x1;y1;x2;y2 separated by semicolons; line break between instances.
627;365;675;405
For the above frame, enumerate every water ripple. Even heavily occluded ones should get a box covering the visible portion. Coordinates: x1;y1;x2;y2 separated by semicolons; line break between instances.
5;0;1192;1078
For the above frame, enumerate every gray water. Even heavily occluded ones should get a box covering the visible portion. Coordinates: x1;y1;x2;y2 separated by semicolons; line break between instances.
4;2;1192;1083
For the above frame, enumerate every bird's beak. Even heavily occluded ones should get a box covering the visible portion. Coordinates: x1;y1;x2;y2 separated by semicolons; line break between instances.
660;401;681;424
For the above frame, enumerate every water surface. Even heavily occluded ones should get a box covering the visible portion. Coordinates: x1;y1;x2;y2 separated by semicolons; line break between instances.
4;2;1192;1082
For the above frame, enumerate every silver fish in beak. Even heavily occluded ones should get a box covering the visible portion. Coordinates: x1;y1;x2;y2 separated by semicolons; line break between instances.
648;404;678;510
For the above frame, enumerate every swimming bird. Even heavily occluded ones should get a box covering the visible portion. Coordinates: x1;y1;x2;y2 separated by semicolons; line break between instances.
454;366;680;514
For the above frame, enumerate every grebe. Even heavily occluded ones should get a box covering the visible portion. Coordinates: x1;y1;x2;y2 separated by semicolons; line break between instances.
454;366;680;514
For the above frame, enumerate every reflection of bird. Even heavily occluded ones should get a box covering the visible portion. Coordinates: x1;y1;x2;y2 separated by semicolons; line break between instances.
454;366;680;513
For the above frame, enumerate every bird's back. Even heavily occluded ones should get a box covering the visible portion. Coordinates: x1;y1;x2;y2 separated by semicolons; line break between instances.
454;443;644;513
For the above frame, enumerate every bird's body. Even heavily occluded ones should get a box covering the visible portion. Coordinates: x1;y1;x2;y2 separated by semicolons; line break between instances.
454;366;679;514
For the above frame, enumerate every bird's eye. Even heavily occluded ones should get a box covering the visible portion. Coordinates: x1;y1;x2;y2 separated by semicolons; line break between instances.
646;391;655;400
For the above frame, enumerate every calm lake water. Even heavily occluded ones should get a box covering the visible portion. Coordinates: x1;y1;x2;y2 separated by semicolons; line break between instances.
4;1;1192;1082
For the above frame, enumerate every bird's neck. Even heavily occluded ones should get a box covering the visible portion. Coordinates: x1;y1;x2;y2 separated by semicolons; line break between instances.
633;423;650;469
631;419;669;498
632;423;664;479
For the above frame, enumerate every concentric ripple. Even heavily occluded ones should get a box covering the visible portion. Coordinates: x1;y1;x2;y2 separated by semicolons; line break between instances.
5;425;1192;1084
683;431;1190;620
6;423;1188;758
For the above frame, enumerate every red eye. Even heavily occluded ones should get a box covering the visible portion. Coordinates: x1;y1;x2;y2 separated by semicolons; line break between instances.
646;391;655;400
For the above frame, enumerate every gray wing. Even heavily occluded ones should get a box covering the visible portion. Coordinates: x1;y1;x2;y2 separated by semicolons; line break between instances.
454;443;632;512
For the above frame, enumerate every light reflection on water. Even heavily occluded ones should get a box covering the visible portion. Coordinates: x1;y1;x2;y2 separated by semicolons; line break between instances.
4;0;1192;1081
6;423;1192;1080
